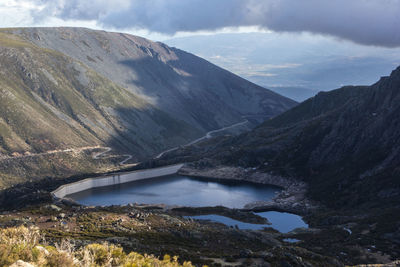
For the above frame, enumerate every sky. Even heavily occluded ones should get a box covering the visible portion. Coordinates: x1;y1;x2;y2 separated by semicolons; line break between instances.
0;0;399;47
1;0;400;100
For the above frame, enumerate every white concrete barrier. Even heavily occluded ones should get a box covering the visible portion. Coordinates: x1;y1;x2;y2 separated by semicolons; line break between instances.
52;164;184;199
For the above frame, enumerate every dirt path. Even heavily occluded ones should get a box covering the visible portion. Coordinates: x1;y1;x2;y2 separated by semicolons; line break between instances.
4;119;248;166
155;119;248;159
92;147;112;159
3;146;133;166
91;147;134;165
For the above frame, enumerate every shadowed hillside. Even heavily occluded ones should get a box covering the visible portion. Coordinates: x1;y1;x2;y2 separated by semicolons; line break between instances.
147;67;400;263
0;28;295;187
11;27;296;129
159;66;400;210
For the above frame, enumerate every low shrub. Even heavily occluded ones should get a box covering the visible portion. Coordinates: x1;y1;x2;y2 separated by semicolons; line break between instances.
0;226;202;267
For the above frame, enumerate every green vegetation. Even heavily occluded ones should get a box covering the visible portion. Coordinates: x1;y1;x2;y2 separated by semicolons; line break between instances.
0;32;33;48
0;30;201;188
0;204;342;266
0;226;198;267
0;148;123;189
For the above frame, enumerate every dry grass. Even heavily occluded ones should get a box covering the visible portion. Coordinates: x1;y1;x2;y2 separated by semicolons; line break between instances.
0;226;201;267
0;32;32;48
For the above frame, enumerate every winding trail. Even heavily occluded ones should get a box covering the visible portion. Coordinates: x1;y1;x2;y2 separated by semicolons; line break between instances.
205;120;249;138
92;147;112;159
155;119;249;159
119;155;133;165
91;147;133;165
4;119;249;166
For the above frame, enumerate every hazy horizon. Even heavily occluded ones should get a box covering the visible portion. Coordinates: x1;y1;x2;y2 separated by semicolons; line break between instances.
1;0;399;101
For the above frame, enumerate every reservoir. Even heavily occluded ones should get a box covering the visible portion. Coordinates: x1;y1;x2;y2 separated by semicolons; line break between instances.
66;173;308;233
66;174;282;208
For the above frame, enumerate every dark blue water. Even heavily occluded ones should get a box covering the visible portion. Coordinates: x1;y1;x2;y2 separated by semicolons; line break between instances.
67;175;282;208
187;211;308;233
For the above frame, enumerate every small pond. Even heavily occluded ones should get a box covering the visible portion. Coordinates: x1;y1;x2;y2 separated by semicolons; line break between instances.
187;211;308;233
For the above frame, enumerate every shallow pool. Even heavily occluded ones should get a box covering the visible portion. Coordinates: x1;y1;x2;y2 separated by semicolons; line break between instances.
187;211;308;233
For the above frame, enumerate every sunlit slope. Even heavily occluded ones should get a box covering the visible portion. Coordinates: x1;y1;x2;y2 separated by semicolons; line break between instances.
0;31;199;157
12;27;296;129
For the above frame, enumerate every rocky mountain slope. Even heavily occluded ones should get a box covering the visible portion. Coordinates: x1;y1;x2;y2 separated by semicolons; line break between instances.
231;66;400;210
150;66;400;264
18;28;294;127
161;66;400;210
0;27;295;157
0;31;196;157
0;28;295;186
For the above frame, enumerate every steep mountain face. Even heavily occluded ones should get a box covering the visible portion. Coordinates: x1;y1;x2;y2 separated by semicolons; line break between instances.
13;28;295;128
0;31;198;159
238;67;400;208
0;28;295;159
163;66;400;210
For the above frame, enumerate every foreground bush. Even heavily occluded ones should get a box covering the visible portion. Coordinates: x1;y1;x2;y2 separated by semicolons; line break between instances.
0;226;198;267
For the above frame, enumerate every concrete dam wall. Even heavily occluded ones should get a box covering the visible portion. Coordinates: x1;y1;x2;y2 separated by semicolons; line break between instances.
52;164;184;199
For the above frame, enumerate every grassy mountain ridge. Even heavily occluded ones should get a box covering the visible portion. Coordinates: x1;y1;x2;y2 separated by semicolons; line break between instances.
11;27;296;128
0;27;295;173
0;27;296;188
0;31;200;159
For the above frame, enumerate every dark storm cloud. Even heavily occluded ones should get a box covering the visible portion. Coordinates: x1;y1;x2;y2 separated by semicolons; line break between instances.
101;0;249;33
33;0;400;47
259;0;400;48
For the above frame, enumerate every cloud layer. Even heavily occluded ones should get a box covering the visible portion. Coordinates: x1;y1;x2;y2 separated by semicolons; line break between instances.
29;0;400;47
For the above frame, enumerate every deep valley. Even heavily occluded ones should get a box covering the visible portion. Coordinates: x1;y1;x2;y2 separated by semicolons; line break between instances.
0;27;399;267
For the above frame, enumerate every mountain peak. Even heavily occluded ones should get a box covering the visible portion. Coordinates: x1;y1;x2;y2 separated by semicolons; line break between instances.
389;65;400;80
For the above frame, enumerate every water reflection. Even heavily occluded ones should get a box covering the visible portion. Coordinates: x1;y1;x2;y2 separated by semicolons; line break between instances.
67;175;281;208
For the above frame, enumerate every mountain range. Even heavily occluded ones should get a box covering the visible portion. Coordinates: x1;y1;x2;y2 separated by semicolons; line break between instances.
0;28;295;157
149;66;400;263
1;27;399;265
0;28;295;187
159;66;400;212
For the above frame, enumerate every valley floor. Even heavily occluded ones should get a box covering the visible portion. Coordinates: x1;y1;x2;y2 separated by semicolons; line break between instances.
0;126;398;266
0;203;340;267
1;164;399;266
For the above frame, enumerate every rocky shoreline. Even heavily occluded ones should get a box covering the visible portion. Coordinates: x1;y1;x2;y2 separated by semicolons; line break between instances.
0;201;342;266
179;165;321;215
0;162;321;220
1;164;397;265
